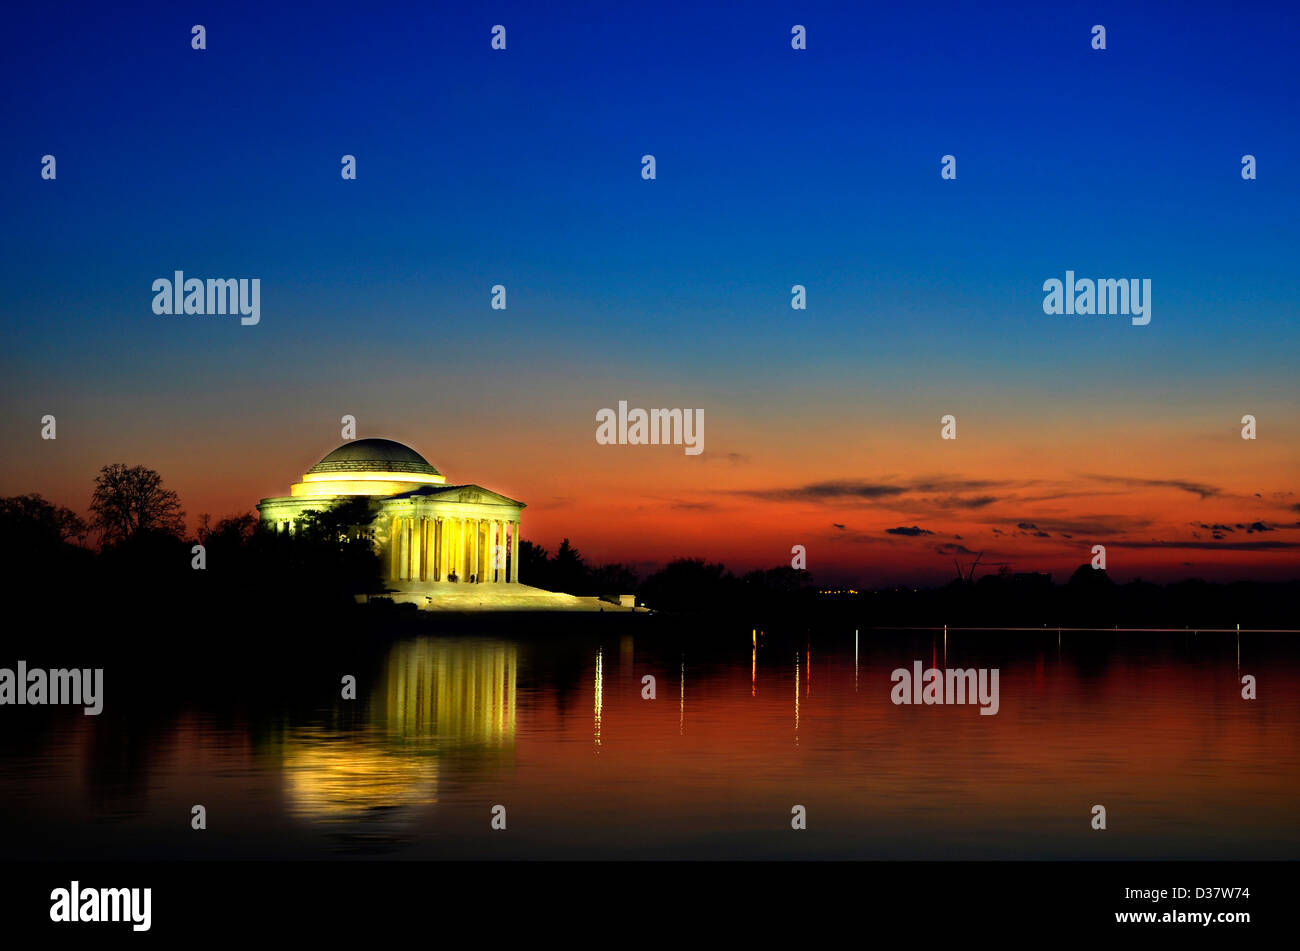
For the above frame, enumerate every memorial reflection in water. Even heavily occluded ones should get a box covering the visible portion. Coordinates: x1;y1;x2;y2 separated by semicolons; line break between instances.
280;639;517;834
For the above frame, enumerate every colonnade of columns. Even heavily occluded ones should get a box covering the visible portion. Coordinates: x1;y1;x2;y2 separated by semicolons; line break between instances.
390;514;520;584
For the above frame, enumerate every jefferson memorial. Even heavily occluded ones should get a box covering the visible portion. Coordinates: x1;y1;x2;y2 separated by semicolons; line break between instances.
257;438;524;586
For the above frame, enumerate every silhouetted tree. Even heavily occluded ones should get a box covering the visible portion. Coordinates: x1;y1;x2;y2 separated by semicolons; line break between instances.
1068;564;1114;588
588;563;638;595
741;565;812;596
266;498;385;597
89;464;185;547
638;558;735;613
518;540;551;589
200;512;259;548
551;538;588;594
0;493;86;546
0;494;90;590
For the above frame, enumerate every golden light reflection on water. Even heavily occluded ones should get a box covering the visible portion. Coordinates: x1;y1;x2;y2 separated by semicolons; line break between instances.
794;652;800;744
282;743;439;823
593;647;603;749
282;639;517;828
383;638;517;746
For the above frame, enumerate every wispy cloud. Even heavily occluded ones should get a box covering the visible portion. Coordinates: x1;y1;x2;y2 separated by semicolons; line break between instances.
1084;474;1222;499
1110;539;1300;552
988;515;1154;536
665;500;718;511
732;476;1012;507
930;494;999;509
734;480;909;502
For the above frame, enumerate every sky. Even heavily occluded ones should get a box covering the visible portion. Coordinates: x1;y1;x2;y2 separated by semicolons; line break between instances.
1;0;1297;585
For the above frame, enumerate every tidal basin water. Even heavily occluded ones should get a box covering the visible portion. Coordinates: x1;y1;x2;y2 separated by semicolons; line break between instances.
2;628;1297;860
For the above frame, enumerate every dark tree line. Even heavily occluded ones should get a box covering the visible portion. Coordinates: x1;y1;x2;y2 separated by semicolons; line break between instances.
519;540;819;621
523;542;1297;629
0;466;384;622
823;565;1300;630
518;538;639;596
0;493;92;585
637;559;817;618
3;464;1294;631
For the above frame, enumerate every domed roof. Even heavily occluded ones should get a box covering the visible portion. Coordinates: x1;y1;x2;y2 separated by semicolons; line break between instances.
308;438;441;477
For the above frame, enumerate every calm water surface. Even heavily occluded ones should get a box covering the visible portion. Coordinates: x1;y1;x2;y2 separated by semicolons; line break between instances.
2;628;1297;859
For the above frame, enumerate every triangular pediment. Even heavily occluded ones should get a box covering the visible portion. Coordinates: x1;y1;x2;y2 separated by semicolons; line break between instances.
389;483;524;507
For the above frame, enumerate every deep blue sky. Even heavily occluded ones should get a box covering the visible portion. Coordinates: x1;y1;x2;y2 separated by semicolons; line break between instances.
4;1;1296;367
1;1;1297;580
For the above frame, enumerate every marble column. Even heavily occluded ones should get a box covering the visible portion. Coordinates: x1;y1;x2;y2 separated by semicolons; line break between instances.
491;521;498;580
479;519;487;582
421;518;430;581
491;520;500;581
463;518;470;580
442;517;450;581
500;521;508;581
414;518;421;581
473;517;483;582
427;518;434;581
399;518;410;580
390;518;400;580
447;518;455;579
432;517;441;581
433;517;442;581
473;519;483;579
424;517;432;580
406;518;415;580
411;516;423;582
455;518;465;580
510;520;520;583
496;521;505;581
499;521;507;582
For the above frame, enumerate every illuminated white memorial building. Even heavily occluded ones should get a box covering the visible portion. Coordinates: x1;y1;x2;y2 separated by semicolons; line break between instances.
258;438;523;586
